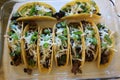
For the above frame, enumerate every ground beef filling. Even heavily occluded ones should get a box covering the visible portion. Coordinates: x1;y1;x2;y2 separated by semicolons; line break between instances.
10;55;21;66
24;68;32;75
57;54;67;66
40;52;52;69
100;49;110;64
26;50;36;66
85;50;94;62
71;60;82;75
71;45;82;74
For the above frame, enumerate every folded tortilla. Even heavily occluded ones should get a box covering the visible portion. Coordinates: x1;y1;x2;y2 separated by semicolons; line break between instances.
97;23;114;68
21;23;38;69
6;20;23;66
53;21;69;67
17;2;57;21
80;20;100;62
37;27;54;73
60;0;101;20
68;22;85;74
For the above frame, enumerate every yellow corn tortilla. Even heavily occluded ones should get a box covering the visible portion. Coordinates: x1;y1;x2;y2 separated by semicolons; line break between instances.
60;0;101;20
17;2;57;21
80;20;101;61
53;22;70;68
21;24;38;69
17;16;57;22
97;29;114;69
37;27;54;73
6;22;24;66
68;22;85;69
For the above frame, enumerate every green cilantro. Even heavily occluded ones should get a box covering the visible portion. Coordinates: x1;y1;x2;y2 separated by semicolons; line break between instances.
29;5;37;16
8;31;13;36
43;43;49;49
58;35;67;40
97;23;104;29
63;28;67;36
44;29;50;34
101;42;107;48
62;40;67;47
73;31;82;35
25;32;28;37
12;33;18;40
92;37;97;45
44;12;52;16
10;46;20;57
30;32;38;44
61;21;66;28
10;52;15;57
104;35;112;45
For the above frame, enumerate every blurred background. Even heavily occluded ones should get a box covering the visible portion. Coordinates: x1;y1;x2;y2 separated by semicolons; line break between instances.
0;0;7;80
0;0;7;8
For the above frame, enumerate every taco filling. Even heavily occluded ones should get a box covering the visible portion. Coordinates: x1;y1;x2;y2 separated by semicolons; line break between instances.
19;3;55;17
97;23;113;65
61;0;100;17
54;21;68;66
7;20;22;66
23;24;38;67
39;28;53;69
68;23;83;74
81;21;97;62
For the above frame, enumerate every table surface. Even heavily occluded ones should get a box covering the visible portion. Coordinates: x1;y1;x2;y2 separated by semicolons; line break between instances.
0;0;120;80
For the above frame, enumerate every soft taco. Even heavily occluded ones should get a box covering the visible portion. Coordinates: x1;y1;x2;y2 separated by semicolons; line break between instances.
6;19;23;66
60;0;101;20
53;21;69;67
80;20;100;62
17;2;57;21
21;23;38;71
97;23;114;68
68;22;85;74
37;27;54;73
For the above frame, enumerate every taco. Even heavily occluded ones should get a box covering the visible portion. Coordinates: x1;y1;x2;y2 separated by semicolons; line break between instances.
97;23;114;68
68;22;85;74
37;27;54;73
17;2;56;21
6;19;23;66
53;21;69;67
60;0;101;20
21;23;38;69
80;20;100;62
